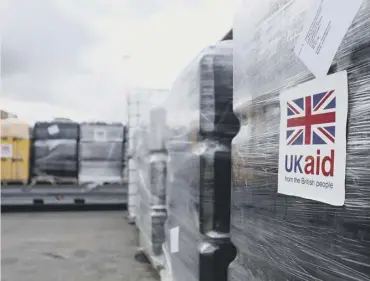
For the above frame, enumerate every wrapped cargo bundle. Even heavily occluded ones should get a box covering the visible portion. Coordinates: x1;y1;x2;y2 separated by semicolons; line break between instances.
79;142;122;161
162;41;239;281
128;157;138;220
31;121;79;183
32;140;78;178
33;120;79;140
135;108;168;266
1;119;31;184
231;1;370;280
122;126;129;183
127;126;146;221
78;123;124;184
126;89;168;221
80;122;124;142
134;125;150;242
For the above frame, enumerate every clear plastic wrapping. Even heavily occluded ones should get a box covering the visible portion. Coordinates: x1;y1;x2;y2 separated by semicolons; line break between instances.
161;41;238;281
32;139;78;179
231;1;370;280
164;139;200;281
134;125;151;248
79;123;124;142
33;121;79;140
127;89;169;221
31;120;79;182
127;90;152;220
79;142;123;161
78;123;124;184
78;161;123;184
135;107;168;264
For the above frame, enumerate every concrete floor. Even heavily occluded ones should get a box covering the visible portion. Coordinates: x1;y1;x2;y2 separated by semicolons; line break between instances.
1;211;160;281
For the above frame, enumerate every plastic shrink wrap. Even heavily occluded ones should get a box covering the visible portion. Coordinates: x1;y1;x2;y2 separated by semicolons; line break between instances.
128;157;138;219
32;140;78;178
127;91;149;221
161;40;238;281
33;121;79;140
231;0;370;280
78;123;124;184
135;107;167;265
123;126;129;183
127;89;168;221
31;121;79;182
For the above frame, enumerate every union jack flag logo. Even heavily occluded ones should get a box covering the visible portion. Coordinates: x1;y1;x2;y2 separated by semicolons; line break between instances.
286;90;336;145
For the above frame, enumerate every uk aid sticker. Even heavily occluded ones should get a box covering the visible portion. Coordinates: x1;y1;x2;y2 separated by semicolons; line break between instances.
278;71;348;206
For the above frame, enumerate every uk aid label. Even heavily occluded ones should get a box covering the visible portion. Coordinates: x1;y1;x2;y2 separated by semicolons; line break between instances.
278;71;348;206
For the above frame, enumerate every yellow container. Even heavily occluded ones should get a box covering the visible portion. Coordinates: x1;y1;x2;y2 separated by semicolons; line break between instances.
1;119;30;184
1;138;30;184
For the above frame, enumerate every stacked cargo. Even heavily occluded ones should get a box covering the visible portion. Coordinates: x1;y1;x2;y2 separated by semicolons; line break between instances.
31;120;79;184
231;1;370;281
136;107;168;266
127;155;138;220
1;119;31;185
78;123;124;184
126;89;163;221
161;41;238;281
122;126;129;183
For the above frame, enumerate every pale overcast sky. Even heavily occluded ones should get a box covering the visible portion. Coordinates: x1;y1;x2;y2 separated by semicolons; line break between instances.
1;0;239;124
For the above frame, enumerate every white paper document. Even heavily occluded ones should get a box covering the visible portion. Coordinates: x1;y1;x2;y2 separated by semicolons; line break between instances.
295;0;363;78
47;125;60;135
1;144;13;158
170;226;179;253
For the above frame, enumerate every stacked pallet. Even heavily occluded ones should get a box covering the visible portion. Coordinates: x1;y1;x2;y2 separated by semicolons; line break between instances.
78;123;124;184
135;108;168;267
230;1;370;280
161;41;237;281
31;120;79;185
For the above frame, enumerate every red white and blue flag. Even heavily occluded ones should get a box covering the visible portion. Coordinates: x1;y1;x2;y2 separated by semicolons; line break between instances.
286;90;336;145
